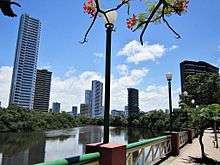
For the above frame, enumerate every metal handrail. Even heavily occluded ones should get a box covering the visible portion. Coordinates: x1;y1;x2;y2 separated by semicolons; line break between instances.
34;152;100;165
127;135;171;150
126;135;172;165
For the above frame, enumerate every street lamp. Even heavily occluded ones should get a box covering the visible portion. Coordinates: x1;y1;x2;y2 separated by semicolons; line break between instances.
183;91;189;128
183;91;188;97
102;10;117;144
166;72;173;132
191;99;195;107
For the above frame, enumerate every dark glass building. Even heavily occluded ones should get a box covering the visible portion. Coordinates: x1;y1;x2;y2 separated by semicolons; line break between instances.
127;88;139;118
33;69;52;112
180;60;219;92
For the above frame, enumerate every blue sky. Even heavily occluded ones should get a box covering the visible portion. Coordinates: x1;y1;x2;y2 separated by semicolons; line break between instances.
0;0;220;111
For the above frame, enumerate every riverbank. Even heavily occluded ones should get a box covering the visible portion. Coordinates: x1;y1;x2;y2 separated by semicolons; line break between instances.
0;106;171;133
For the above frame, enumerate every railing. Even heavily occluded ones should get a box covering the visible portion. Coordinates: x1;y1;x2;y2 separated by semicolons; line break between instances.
126;135;172;165
192;130;195;138
34;130;197;165
179;131;188;148
34;152;100;165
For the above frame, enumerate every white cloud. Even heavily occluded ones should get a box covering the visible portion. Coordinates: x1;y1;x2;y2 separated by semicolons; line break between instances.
116;64;128;76
0;66;180;112
139;86;180;111
111;67;149;110
169;45;179;51
0;66;12;107
50;71;103;112
118;40;166;64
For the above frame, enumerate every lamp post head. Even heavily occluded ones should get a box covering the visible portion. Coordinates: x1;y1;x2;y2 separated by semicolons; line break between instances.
102;10;118;28
166;72;172;81
183;91;188;96
191;99;195;104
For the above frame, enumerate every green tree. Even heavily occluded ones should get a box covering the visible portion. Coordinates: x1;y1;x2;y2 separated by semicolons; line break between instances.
190;104;220;160
183;73;220;106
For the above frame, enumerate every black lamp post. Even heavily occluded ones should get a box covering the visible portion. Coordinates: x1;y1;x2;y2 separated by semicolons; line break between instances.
166;72;173;132
102;11;117;144
183;91;189;128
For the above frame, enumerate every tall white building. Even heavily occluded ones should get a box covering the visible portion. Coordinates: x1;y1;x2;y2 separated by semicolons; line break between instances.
9;14;41;109
91;80;103;118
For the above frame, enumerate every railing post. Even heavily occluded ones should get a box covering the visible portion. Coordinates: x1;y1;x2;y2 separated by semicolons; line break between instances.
187;128;193;143
86;143;126;165
170;132;180;156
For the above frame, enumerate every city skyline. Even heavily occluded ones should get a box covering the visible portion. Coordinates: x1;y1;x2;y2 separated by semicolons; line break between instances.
0;1;220;111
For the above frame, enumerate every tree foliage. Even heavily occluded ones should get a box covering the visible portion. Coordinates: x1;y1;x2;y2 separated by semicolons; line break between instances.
0;105;87;132
183;73;220;106
184;104;220;159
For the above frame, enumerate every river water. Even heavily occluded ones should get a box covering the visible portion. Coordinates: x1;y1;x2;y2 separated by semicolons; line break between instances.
0;125;157;165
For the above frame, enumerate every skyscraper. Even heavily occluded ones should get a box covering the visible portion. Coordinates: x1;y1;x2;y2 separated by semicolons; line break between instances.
72;106;78;116
9;14;41;109
52;102;60;113
91;80;103;118
33;69;52;112
80;104;90;118
85;90;92;107
127;88;139;118
180;60;219;92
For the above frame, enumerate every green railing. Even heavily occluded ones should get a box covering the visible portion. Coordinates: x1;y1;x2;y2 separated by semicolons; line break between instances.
34;152;100;165
126;135;170;150
126;135;172;165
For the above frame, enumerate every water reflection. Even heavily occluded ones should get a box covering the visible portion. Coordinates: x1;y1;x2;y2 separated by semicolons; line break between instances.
0;132;45;165
0;126;156;165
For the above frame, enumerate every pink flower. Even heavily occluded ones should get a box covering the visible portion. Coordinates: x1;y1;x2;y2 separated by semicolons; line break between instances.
127;15;138;30
83;0;97;17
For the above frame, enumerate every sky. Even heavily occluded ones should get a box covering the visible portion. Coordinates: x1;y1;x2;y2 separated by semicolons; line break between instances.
0;0;220;112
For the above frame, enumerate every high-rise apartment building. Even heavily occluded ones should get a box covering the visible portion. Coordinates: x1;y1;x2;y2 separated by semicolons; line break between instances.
91;80;103;118
9;14;41;109
127;88;139;118
33;69;52;112
52;102;60;113
72;106;78;116
80;104;90;118
85;90;92;107
180;60;219;92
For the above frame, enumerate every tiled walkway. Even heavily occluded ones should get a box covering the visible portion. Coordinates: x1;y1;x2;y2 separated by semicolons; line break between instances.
161;130;220;165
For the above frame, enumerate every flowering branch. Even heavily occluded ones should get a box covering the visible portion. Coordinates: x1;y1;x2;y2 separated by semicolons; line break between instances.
161;4;181;39
81;0;189;45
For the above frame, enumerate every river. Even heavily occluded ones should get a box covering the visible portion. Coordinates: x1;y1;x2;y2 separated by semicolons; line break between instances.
0;125;158;165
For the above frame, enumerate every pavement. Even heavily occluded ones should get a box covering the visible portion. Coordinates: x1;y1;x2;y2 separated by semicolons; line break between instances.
161;130;220;165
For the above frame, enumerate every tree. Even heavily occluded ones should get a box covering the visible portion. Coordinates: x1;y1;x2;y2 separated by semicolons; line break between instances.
190;104;220;160
82;0;189;45
183;73;220;106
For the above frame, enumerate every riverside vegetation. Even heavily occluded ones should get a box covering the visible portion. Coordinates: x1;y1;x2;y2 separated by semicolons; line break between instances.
0;105;170;132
